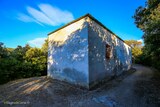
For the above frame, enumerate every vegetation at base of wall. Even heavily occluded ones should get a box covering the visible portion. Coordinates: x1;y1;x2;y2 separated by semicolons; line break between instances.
0;39;48;84
133;0;160;70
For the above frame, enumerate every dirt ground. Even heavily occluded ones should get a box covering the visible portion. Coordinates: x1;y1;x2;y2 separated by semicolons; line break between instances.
0;64;160;107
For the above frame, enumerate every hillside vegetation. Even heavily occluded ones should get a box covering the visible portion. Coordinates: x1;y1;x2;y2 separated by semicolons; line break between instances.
0;39;48;84
133;0;160;70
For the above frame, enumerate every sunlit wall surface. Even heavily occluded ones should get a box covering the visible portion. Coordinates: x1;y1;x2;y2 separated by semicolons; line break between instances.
48;15;132;89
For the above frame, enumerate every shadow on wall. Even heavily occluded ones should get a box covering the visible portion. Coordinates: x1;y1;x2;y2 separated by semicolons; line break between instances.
47;21;89;86
88;20;132;83
47;18;132;87
88;25;108;81
63;68;87;83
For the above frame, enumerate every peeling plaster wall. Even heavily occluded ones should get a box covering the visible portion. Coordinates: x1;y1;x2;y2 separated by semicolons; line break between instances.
48;16;132;89
48;17;89;88
88;19;132;86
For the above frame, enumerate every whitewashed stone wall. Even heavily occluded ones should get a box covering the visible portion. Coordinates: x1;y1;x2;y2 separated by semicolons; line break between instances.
88;18;132;86
48;16;132;89
48;17;89;88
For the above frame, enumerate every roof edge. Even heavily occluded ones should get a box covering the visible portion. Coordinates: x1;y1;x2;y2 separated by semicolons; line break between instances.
48;13;90;35
48;13;131;48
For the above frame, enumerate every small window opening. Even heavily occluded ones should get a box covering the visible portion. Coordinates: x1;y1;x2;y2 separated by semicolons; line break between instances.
105;44;111;59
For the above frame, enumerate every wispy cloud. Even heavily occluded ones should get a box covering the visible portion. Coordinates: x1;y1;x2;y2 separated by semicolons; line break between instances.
17;4;74;26
28;37;46;47
17;13;44;26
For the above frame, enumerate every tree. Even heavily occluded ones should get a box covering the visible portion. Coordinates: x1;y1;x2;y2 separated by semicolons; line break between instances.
133;0;160;69
41;38;48;57
132;47;143;57
11;45;24;61
125;40;142;48
23;44;31;53
25;47;47;76
125;40;143;57
0;42;8;58
0;41;48;84
25;48;43;61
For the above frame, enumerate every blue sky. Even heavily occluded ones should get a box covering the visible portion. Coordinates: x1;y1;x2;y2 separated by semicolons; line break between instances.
0;0;146;48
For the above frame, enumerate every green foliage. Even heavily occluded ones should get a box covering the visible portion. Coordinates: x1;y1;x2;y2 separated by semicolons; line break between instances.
125;40;142;48
0;39;48;84
41;39;48;57
25;48;43;61
0;42;9;58
125;40;143;63
132;47;143;57
133;0;160;70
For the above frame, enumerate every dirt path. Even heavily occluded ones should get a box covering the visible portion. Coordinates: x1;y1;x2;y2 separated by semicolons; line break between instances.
88;64;154;107
0;64;159;107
